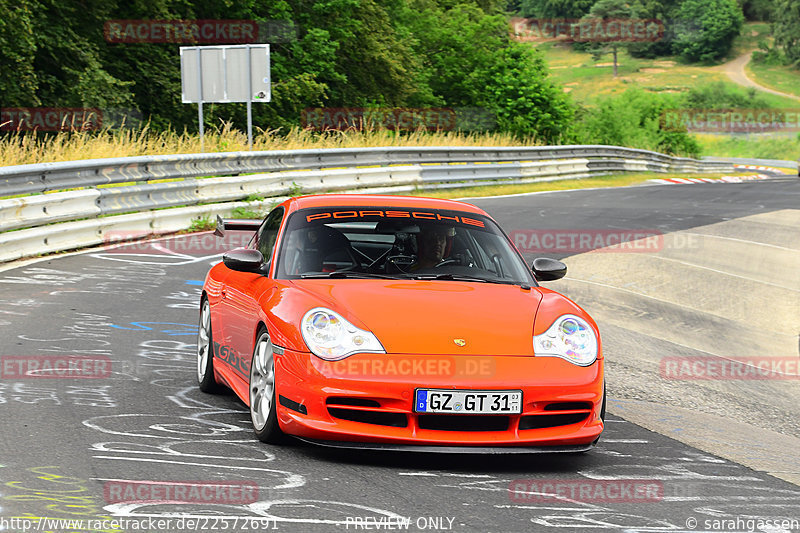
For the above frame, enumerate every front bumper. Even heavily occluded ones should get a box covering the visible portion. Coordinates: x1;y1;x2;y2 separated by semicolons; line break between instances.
275;349;604;447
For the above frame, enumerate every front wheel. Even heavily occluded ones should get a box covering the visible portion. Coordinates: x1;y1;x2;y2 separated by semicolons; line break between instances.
249;329;283;443
197;299;222;393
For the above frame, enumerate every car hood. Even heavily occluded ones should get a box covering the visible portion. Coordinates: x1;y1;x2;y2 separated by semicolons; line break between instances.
291;280;543;356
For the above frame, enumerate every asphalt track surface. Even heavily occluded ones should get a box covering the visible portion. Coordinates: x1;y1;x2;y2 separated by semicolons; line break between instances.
1;176;799;533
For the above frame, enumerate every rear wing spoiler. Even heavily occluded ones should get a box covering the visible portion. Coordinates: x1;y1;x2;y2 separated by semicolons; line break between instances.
213;215;262;237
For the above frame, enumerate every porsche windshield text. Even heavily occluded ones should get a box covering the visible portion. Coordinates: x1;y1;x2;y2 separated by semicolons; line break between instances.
306;209;486;227
276;206;532;283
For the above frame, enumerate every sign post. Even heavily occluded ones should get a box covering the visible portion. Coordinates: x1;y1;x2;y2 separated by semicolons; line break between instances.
195;49;204;151
180;44;271;151
246;44;254;149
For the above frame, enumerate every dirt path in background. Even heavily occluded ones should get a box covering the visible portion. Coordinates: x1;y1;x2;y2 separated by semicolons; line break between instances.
717;51;800;101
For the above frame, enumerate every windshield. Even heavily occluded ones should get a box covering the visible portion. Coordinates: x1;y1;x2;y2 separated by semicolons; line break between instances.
275;206;534;285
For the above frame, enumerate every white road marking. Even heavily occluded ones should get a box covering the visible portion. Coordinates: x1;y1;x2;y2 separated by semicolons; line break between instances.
92;456;304;489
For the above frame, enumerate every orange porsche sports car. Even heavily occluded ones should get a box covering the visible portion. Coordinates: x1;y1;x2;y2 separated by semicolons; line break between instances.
197;194;604;451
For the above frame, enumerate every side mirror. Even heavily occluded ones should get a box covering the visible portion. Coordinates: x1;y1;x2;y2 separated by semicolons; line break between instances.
531;257;567;281
223;248;265;273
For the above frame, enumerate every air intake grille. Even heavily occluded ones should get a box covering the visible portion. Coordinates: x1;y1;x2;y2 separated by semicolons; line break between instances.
519;413;589;430
327;407;407;428
418;414;509;432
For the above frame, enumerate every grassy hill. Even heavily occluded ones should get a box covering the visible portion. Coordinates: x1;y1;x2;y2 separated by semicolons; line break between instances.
535;22;800;159
540;24;797;106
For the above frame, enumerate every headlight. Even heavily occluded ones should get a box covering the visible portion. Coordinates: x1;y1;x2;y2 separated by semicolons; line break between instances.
301;307;385;360
533;314;598;366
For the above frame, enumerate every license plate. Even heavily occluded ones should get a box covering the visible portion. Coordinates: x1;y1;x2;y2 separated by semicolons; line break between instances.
414;389;522;414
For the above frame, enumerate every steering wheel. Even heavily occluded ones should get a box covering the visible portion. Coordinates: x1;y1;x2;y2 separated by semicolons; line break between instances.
435;252;475;268
434;258;459;268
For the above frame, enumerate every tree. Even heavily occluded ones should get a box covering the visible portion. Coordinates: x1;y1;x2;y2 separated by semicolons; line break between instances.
519;0;595;18
0;0;38;107
400;1;574;140
626;0;682;58
0;0;134;111
579;0;635;77
773;0;800;64
1;0;574;139
671;0;744;62
740;0;774;21
483;44;574;140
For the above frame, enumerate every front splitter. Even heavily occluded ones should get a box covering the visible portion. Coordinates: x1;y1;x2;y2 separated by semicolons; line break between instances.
295;437;594;454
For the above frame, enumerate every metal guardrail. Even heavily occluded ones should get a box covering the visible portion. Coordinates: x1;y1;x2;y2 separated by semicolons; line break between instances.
0;146;734;263
1;145;727;197
703;156;798;169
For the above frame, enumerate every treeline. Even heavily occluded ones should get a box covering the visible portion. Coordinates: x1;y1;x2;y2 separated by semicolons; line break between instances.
518;0;800;67
0;0;574;141
756;0;800;66
518;0;745;62
4;0;792;157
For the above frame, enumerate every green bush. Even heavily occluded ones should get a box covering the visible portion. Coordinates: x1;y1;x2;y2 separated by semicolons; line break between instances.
684;82;771;108
672;0;744;62
751;43;790;66
575;89;700;157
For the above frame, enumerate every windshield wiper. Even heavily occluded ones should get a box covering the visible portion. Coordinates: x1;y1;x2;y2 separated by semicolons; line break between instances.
411;273;530;286
299;271;402;280
300;271;531;286
411;273;489;282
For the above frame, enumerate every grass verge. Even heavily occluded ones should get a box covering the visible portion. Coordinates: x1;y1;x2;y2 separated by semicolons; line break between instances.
695;134;800;160
413;171;754;200
746;62;800;100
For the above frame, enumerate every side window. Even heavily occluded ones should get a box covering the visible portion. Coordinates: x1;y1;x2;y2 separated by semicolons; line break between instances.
253;207;284;262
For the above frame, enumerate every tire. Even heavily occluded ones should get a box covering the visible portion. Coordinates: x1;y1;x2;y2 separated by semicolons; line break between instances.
197;298;222;393
249;329;284;443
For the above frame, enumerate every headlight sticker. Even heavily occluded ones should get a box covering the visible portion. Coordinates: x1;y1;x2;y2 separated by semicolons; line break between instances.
534;314;598;366
301;307;385;360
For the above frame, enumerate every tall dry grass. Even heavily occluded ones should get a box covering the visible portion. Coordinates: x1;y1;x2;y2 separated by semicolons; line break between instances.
0;122;538;167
